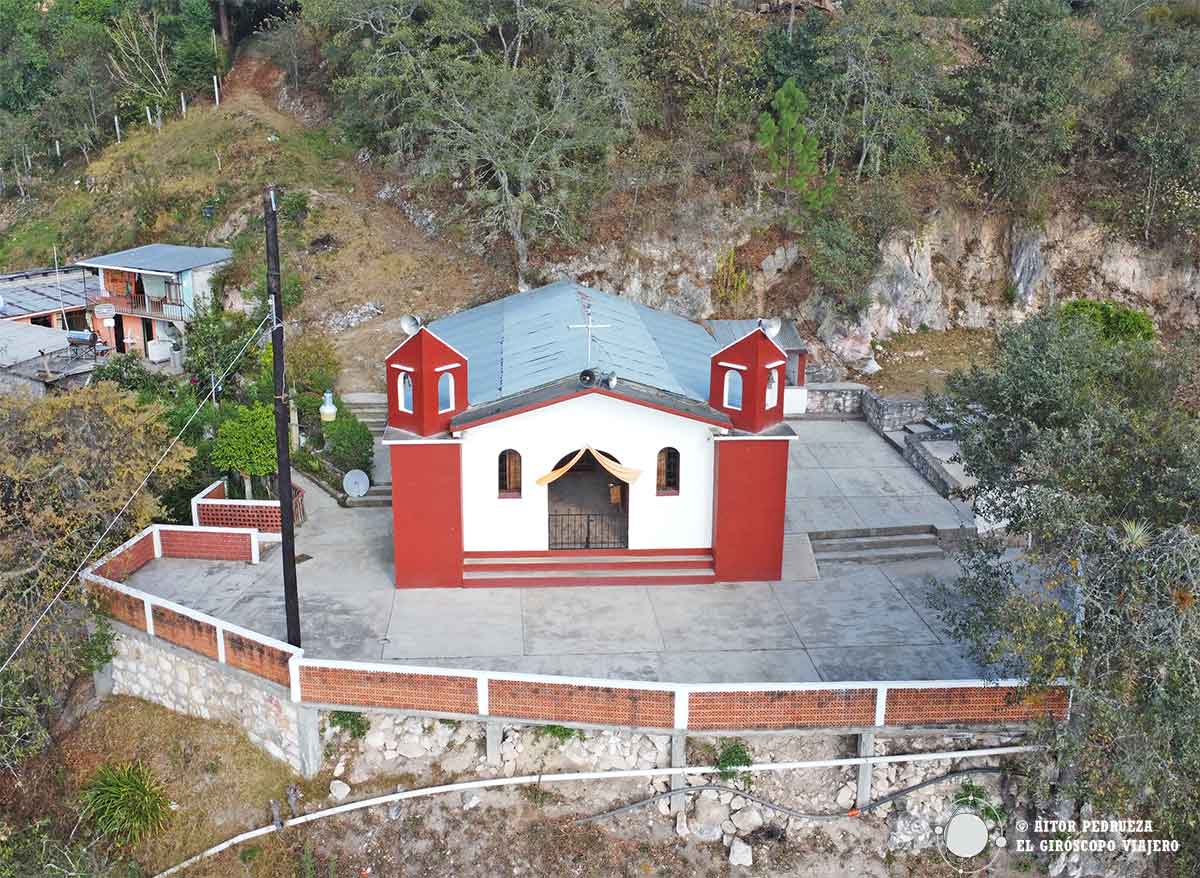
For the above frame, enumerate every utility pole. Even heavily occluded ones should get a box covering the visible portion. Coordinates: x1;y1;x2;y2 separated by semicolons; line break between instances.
264;186;302;647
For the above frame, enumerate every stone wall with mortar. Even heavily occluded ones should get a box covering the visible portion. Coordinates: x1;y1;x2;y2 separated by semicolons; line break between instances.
862;390;929;433
106;625;320;776
804;382;865;415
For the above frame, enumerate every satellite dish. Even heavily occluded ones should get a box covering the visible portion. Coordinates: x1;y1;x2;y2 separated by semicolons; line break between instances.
342;469;370;498
760;317;783;339
578;368;597;388
399;314;423;336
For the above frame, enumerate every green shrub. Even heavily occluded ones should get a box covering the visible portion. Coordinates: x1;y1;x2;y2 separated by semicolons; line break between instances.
534;724;583;743
715;738;752;785
280;191;311;225
1061;299;1156;343
323;414;373;476
79;761;171;845
328;710;369;739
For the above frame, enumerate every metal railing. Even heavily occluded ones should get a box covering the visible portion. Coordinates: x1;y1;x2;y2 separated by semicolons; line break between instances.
91;293;188;322
548;512;628;550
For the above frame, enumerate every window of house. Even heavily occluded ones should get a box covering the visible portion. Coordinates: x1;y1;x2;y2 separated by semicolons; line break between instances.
723;369;743;410
498;449;522;497
656;447;680;495
438;371;455;412
398;372;413;412
765;368;779;408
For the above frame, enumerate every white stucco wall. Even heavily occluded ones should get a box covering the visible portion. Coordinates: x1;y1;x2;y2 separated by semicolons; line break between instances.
459;394;717;552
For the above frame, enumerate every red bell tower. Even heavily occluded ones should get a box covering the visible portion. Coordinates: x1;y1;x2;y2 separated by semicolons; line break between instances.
708;327;787;433
385;327;469;436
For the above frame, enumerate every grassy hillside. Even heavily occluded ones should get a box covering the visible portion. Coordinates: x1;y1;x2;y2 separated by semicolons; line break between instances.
0;48;503;390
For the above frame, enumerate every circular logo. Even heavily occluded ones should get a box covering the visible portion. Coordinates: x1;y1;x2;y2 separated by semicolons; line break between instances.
932;785;1009;874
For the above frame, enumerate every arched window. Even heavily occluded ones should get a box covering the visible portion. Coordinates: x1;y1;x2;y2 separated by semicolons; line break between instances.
438;371;455;412
397;371;413;413
656;447;680;495
765;368;779;409
498;449;522;497
723;369;743;410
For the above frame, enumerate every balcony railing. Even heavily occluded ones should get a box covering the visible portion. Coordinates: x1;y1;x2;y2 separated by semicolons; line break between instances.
548;512;629;550
91;293;188;322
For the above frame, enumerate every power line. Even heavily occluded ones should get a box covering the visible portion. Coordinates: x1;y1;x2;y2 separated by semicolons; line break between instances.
0;311;273;677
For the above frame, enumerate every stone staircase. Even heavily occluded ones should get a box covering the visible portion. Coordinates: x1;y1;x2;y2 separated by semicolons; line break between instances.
808;526;945;565
461;549;717;587
342;393;390;507
880;417;951;455
342;392;388;437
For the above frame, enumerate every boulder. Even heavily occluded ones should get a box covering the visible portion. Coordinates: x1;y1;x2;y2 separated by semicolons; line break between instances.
439;745;478;774
691;798;729;842
675;811;690;838
329;780;351;802
729;838;753;867
731;807;763;834
835;784;855;810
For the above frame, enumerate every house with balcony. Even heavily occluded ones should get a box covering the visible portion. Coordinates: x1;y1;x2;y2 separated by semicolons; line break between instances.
77;244;233;359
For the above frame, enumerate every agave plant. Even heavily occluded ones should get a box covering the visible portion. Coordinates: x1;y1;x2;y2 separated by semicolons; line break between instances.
79;761;171;846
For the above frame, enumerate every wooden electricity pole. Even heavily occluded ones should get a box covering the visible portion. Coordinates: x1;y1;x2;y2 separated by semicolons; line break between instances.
264;185;302;647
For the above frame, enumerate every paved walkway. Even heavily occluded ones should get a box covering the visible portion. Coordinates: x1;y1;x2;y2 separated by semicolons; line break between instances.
785;419;970;534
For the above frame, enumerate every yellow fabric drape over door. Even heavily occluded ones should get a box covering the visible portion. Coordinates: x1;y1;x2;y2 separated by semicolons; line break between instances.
534;447;642;486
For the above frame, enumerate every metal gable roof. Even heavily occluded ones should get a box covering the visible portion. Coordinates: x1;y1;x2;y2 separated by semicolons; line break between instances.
426;281;720;406
76;244;232;274
0;268;91;319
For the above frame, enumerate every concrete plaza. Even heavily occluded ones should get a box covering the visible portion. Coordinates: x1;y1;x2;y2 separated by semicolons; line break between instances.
124;418;988;685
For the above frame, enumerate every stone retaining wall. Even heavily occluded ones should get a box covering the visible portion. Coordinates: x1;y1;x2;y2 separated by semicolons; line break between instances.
107;626;320;775
862;390;929;433
804;382;866;415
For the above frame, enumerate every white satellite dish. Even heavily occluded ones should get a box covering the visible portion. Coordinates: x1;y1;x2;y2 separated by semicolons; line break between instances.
399;314;423;336
760;317;783;339
342;469;370;497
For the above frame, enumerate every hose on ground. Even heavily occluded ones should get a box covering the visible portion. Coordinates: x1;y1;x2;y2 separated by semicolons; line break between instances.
576;766;1011;824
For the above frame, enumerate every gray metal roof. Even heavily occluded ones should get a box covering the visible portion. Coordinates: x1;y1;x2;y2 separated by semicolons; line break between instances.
76;244;232;274
427;281;720;405
0;267;92;319
706;318;806;351
0;319;71;367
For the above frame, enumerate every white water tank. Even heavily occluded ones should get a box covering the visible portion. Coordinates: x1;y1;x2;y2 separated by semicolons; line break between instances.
146;338;172;363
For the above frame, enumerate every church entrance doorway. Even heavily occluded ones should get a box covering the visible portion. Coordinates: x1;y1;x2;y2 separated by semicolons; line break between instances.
546;449;629;549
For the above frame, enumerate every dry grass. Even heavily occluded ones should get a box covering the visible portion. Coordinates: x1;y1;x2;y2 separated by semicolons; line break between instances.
862;327;996;399
59;696;300;875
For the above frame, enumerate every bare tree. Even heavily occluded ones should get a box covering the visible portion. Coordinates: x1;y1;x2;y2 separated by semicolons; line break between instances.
108;11;173;106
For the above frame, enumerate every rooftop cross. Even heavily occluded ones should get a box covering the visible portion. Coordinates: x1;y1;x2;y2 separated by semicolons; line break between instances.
567;303;611;366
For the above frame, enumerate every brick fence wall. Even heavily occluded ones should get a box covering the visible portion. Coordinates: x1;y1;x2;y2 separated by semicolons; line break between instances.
192;480;306;533
489;679;675;728
85;524;1071;760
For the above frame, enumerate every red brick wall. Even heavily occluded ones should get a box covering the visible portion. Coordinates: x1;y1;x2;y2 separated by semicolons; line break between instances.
299;666;478;713
688;689;877;730
225;633;293;686
489;680;675;728
86;579;147;631
95;531;156;582
159;528;253;561
195;487;304;533
151;605;219;659
885;686;1070;725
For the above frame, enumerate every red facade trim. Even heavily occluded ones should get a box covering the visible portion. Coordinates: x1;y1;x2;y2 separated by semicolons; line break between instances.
385;327;469;436
712;438;789;580
390;442;464;587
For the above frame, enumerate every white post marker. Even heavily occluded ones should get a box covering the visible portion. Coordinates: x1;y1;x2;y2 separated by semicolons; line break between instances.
146;106;153;127
181;92;187;117
114;116;121;143
213;75;220;107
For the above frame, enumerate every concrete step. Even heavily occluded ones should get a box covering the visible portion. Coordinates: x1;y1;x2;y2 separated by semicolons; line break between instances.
882;430;908;453
462;567;717;587
345;495;392;508
806;524;935;541
904;422;935;435
464;553;713;572
814;546;945;565
811;534;939;554
366;483;391;496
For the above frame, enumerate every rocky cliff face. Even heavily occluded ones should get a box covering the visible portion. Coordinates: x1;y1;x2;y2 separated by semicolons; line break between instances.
829;206;1200;362
537;195;1198;367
